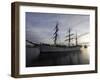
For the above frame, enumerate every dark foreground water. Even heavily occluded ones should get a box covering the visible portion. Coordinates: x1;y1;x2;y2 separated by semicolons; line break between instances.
26;47;89;67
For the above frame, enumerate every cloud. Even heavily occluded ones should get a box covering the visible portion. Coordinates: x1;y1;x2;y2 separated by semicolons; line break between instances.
26;12;90;45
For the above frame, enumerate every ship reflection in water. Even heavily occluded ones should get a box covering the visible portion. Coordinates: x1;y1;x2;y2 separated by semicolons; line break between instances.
26;43;89;67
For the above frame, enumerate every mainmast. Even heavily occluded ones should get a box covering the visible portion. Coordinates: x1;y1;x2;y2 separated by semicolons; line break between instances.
53;22;59;45
65;28;74;46
75;32;78;46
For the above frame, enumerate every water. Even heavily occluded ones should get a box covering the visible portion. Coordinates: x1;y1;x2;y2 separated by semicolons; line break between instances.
26;46;89;67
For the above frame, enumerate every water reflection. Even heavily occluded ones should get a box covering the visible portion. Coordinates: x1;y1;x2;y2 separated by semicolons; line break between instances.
26;45;89;67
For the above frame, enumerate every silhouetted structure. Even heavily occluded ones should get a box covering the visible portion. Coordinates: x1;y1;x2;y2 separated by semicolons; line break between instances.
75;32;78;46
53;22;59;45
65;28;74;46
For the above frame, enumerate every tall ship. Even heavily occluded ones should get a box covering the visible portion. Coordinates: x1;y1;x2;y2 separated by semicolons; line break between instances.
26;22;89;67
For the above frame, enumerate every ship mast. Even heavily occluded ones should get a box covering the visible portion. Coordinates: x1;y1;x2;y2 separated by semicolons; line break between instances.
53;22;59;45
75;32;78;46
65;28;74;46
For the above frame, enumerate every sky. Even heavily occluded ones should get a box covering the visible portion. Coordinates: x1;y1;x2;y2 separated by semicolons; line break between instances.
26;12;90;45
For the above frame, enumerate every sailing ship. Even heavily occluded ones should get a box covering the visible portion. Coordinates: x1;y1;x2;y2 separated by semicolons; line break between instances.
26;22;88;48
26;22;89;67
